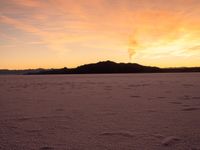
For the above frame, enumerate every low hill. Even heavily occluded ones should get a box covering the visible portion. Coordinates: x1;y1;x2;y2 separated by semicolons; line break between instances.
70;61;161;74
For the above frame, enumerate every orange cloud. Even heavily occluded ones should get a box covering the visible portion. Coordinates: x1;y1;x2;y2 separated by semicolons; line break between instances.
13;0;45;7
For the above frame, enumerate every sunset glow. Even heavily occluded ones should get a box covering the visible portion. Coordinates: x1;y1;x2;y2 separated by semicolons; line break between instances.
0;0;200;69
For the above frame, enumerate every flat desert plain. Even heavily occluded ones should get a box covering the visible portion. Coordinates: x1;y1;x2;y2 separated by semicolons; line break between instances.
0;73;200;150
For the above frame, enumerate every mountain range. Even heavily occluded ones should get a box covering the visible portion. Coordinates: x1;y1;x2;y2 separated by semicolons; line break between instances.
0;61;200;75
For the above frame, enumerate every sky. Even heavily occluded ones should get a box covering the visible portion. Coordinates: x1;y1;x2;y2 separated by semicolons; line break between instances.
0;0;200;69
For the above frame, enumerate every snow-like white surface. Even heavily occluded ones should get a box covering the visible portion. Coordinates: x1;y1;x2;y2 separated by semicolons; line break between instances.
0;73;200;150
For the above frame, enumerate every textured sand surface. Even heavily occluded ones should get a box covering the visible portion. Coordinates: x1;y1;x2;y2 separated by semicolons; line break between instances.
0;73;200;150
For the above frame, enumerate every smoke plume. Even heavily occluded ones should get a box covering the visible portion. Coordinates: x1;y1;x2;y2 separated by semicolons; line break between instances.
128;38;138;60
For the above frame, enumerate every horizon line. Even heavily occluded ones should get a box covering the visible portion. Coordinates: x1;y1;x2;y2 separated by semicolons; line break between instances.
1;60;200;70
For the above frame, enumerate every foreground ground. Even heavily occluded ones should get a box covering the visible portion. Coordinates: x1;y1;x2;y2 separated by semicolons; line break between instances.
0;73;200;150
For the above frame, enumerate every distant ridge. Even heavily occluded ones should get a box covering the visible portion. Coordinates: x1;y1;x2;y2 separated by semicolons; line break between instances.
0;69;45;75
0;61;200;75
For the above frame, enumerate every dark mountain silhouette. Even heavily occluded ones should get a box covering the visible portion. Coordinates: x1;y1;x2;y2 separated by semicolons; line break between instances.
26;61;161;75
0;61;200;75
70;61;161;74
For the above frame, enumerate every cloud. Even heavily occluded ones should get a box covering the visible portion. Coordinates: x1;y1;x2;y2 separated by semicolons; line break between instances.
187;45;200;51
0;14;92;51
12;0;44;7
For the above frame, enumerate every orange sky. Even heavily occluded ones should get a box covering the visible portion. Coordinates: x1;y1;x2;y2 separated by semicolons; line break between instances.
0;0;200;69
